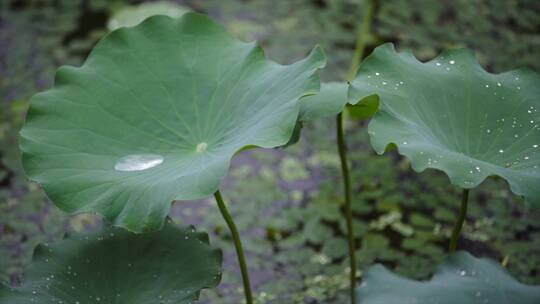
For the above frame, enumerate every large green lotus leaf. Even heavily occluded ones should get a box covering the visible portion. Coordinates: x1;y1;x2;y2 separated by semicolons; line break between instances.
357;251;540;304
0;221;222;303
349;43;540;206
20;13;325;232
108;1;191;30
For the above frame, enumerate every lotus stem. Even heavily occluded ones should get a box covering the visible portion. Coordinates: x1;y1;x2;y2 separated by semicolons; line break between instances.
337;112;358;304
338;1;375;303
214;190;253;304
449;188;470;252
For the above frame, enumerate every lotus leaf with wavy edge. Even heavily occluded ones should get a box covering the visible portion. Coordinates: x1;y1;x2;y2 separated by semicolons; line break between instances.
0;221;222;303
20;13;325;232
349;43;539;206
357;251;540;304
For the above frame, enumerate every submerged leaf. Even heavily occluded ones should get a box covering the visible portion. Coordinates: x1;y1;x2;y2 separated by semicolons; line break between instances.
20;13;325;232
349;43;540;206
357;251;540;304
0;221;222;303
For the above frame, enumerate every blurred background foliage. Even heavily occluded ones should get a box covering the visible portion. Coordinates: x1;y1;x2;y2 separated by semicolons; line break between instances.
1;0;539;303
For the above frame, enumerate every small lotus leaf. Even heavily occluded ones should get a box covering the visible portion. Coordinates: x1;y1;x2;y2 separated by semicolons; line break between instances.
357;251;540;304
20;13;325;232
349;43;540;206
0;221;222;303
299;82;349;121
298;81;380;122
108;1;190;30
346;94;379;120
288;82;375;147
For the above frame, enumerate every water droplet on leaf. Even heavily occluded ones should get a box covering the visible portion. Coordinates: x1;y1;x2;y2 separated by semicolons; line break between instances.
114;154;164;172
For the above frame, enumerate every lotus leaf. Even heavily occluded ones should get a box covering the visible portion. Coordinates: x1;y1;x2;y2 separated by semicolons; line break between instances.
298;81;379;122
357;251;540;304
349;44;540;206
108;1;190;30
0;221;222;304
20;13;325;232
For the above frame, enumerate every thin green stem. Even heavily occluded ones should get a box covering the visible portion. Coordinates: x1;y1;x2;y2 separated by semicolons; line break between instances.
214;190;253;304
337;112;357;304
449;189;469;252
347;0;375;81
337;2;376;303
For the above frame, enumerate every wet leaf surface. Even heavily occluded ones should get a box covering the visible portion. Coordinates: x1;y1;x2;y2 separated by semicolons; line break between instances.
0;221;222;304
350;43;540;206
357;251;540;304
